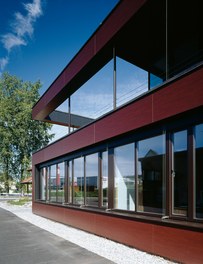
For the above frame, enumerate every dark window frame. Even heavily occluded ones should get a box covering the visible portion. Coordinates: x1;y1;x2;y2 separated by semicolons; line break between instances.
35;116;203;223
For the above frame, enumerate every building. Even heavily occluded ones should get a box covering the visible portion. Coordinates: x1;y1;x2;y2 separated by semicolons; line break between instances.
32;0;203;263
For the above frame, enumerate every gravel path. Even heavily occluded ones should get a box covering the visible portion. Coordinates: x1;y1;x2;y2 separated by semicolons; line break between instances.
0;200;176;264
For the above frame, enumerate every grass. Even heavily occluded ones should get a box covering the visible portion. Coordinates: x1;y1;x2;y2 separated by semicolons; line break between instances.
7;197;32;206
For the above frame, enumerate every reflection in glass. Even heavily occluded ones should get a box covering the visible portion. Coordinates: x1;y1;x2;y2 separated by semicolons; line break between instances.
50;165;56;202
57;163;65;203
138;135;165;214
71;60;113;120
114;143;135;211
102;151;108;207
195;124;203;218
117;57;148;107
40;167;46;200
73;157;84;205
149;73;163;89
86;153;98;207
172;130;188;216
68;161;73;203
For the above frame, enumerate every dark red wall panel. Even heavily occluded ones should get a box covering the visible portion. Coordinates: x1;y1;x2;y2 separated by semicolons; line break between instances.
33;67;203;166
153;68;203;121
33;124;95;165
33;202;203;264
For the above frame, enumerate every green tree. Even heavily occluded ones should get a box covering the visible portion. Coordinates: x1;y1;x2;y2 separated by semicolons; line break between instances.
0;73;54;192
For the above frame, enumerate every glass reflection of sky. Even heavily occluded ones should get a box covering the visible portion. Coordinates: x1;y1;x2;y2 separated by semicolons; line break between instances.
58;162;64;177
117;57;148;107
114;143;134;176
50;165;56;178
196;124;203;148
174;130;187;152
74;157;83;178
86;153;98;177
138;134;165;158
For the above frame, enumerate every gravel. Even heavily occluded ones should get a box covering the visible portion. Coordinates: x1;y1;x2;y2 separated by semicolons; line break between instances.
0;200;176;264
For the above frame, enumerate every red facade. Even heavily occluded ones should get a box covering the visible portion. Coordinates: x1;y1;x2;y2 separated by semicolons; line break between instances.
32;0;203;263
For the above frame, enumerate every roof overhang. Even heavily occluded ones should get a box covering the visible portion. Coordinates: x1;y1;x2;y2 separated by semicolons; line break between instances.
45;110;94;128
32;0;147;122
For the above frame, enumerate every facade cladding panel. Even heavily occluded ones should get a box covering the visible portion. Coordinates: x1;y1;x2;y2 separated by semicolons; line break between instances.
32;0;203;263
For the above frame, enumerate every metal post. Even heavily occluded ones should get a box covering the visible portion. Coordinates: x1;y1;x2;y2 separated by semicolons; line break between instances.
166;0;168;80
68;97;71;134
113;47;116;109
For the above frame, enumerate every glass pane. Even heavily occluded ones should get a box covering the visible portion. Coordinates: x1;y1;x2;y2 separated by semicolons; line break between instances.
40;168;46;200
149;73;163;89
116;0;166;90
68;161;73;203
56;163;65;203
173;130;188;216
195;124;203;219
168;1;202;78
86;153;98;207
71;60;113;121
102;151;108;208
114;143;135;211
40;167;46;200
117;57;148;107
138;135;165;214
50;165;56;202
73;157;84;205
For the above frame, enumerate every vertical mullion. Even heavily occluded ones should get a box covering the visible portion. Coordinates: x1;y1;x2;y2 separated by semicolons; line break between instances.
72;160;74;204
68;97;71;134
188;127;195;220
98;152;102;208
108;148;114;209
165;0;168;80
45;167;48;201
135;142;138;212
113;47;116;110
84;157;86;205
56;164;58;203
48;167;51;202
166;132;172;217
65;161;68;203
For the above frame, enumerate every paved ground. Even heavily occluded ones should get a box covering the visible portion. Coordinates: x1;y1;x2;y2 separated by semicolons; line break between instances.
0;207;114;264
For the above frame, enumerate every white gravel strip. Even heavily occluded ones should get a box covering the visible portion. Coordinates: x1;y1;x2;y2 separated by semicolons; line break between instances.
0;200;176;264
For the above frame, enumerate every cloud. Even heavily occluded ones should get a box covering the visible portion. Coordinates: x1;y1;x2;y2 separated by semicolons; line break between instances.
24;0;42;18
12;12;34;37
0;57;9;71
0;0;43;71
1;33;26;51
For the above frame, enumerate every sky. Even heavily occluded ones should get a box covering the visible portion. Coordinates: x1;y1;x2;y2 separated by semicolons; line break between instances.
0;0;119;93
0;0;119;141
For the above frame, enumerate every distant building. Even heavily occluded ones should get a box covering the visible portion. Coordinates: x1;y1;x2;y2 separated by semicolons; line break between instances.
32;0;203;263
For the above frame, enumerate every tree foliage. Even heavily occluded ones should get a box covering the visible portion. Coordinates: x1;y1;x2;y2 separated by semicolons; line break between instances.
0;73;54;192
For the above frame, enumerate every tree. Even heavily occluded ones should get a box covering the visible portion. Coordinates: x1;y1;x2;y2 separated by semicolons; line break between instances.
0;73;54;192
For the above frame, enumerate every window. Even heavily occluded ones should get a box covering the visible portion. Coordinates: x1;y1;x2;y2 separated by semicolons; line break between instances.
39;167;46;200
172;130;188;216
85;153;99;207
195;124;203;219
50;165;56;202
137;135;165;214
101;151;108;208
68;161;73;203
117;57;148;107
114;143;135;211
56;163;65;203
73;157;84;205
35;119;203;224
